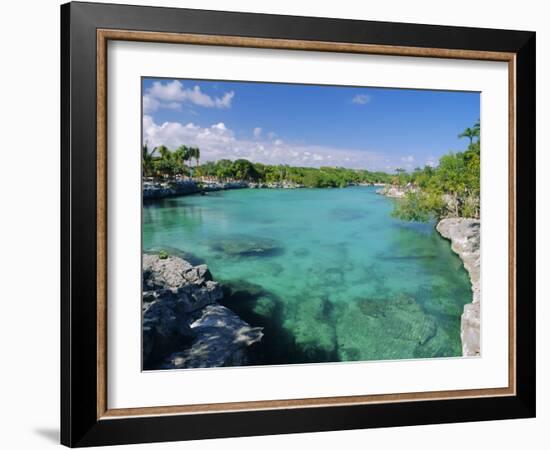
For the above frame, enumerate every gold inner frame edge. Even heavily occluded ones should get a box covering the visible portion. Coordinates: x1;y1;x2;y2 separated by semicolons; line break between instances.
96;29;517;420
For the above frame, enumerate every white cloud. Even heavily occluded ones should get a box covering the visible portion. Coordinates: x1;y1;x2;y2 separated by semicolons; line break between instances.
143;115;413;171
211;122;227;131
398;155;416;170
143;80;234;113
253;127;262;138
142;95;160;113
426;157;438;167
186;87;234;108
352;94;371;105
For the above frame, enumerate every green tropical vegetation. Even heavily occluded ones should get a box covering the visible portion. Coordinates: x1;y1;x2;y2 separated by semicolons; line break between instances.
195;159;392;187
391;121;480;221
143;120;480;221
142;143;201;178
143;143;392;187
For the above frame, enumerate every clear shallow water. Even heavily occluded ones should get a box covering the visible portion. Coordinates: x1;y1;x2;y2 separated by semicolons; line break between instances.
143;186;471;365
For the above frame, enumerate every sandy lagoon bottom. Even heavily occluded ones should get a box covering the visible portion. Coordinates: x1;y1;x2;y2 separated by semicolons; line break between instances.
143;186;471;366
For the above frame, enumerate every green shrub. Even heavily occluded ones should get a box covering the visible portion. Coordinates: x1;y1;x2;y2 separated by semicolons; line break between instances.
392;191;446;222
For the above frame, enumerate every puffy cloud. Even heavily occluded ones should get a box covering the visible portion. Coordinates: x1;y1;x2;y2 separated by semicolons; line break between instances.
401;155;415;163
185;87;234;108
142;95;160;113
143;80;234;113
143;116;405;171
352;94;371;105
143;116;234;152
253;127;262;138
211;122;228;131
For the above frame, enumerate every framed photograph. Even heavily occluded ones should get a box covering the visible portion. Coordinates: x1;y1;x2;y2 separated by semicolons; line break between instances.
61;1;535;447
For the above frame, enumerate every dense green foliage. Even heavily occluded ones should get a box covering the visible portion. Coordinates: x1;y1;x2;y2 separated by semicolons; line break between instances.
142;143;200;178
143;120;480;220
392;121;480;221
143;144;392;187
196;159;391;187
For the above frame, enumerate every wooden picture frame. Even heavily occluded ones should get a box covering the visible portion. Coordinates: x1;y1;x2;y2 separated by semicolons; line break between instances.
61;1;535;447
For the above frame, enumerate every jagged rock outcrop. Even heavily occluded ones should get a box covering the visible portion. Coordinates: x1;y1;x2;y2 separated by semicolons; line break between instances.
143;179;251;200
143;178;307;200
143;180;201;199
161;304;263;369
142;254;262;369
436;218;480;356
376;184;417;198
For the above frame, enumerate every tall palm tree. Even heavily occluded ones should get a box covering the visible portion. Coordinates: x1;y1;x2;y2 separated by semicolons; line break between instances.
154;145;173;178
174;145;191;176
191;146;200;167
458;127;477;145
473;120;480;141
156;145;171;161
142;142;154;177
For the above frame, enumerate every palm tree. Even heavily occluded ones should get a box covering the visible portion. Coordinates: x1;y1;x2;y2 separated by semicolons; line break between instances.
156;145;171;161
473;119;480;142
142;142;155;177
458;126;479;145
191;146;201;167
174;145;191;177
154;145;173;178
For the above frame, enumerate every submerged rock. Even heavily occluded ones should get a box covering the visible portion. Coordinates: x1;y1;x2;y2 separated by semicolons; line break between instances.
290;297;339;360
338;295;439;361
330;208;367;221
292;248;310;258
436;218;481;356
142;253;262;369
209;236;282;257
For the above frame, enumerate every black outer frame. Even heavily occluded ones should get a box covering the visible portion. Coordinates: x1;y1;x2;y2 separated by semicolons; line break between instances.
61;1;536;447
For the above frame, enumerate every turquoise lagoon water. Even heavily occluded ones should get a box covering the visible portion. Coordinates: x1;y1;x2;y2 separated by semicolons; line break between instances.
143;186;471;365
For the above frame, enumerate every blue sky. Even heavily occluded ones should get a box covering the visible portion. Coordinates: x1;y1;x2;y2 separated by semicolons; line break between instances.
142;77;479;172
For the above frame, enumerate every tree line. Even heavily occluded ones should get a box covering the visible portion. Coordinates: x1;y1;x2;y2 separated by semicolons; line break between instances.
195;159;392;187
142;120;480;221
142;143;392;187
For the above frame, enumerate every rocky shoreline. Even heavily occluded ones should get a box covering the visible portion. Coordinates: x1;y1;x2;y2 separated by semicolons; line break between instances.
142;253;263;369
375;184;415;198
377;186;481;356
143;178;386;200
143;179;304;200
436;218;481;356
